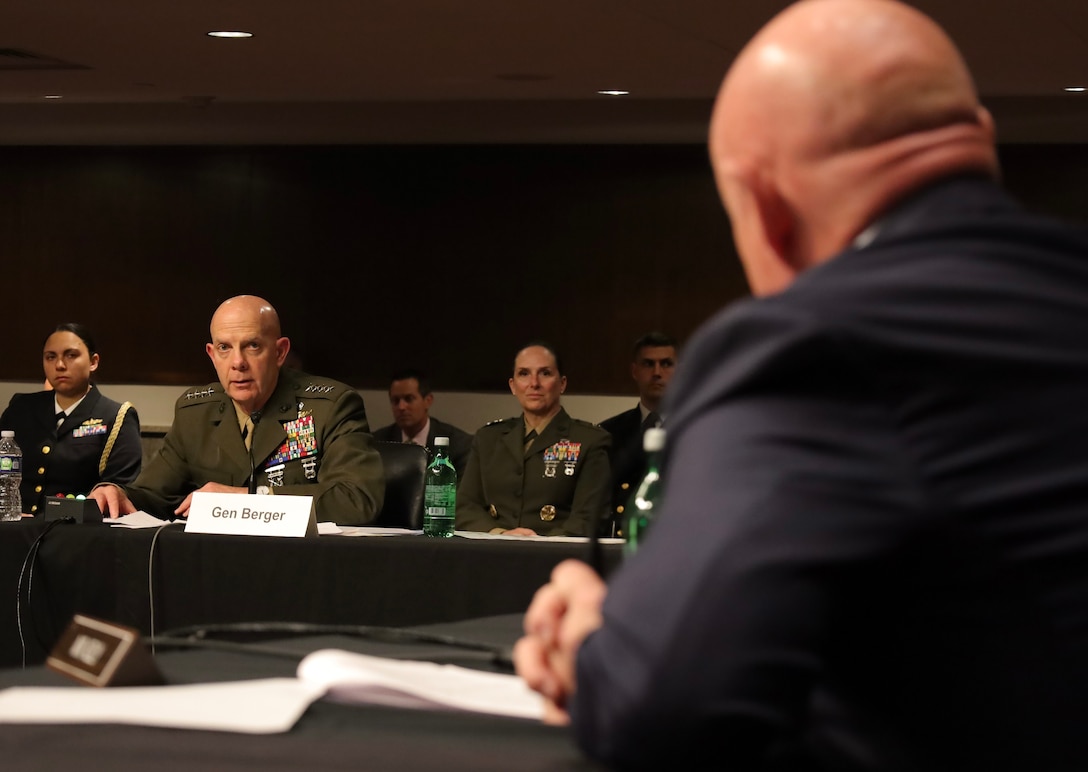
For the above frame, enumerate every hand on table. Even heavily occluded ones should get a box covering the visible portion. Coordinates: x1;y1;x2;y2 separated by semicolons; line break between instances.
514;558;607;725
175;482;247;518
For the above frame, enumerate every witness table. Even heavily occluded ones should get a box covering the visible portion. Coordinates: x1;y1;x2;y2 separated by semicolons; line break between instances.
0;519;622;668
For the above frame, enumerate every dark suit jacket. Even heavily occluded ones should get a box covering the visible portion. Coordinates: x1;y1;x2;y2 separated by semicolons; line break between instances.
456;407;611;536
598;404;647;530
126;369;384;525
571;177;1088;770
372;416;473;482
0;386;142;514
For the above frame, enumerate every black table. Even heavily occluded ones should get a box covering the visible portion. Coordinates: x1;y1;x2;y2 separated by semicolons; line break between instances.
0;519;622;668
0;615;605;771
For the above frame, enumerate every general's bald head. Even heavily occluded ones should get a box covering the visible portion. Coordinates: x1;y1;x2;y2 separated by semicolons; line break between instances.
710;0;998;294
209;295;282;339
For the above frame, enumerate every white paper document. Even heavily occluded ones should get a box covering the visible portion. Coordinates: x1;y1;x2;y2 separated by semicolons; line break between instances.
297;649;545;720
333;526;422;536
109;511;178;528
453;530;624;544
0;678;324;733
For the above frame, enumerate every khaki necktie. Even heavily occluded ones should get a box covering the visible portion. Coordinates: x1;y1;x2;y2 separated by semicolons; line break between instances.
242;417;254;451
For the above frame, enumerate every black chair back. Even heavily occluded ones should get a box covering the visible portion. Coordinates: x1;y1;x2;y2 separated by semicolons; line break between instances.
373;441;429;529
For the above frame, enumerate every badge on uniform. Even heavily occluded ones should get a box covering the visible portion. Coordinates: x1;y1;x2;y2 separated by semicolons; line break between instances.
543;440;581;478
540;505;556;522
72;419;107;439
265;463;285;487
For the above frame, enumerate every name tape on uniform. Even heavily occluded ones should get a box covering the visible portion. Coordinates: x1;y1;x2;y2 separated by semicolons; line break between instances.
185;491;317;538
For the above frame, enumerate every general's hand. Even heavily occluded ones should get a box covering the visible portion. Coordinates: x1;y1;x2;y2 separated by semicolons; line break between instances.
514;559;607;724
88;484;137;519
498;527;539;536
175;482;247;518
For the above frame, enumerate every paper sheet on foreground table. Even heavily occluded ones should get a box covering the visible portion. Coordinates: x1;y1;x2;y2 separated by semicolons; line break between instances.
0;678;323;733
297;649;545;720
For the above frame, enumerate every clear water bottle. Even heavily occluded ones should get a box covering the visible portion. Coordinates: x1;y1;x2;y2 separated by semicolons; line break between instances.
624;427;666;557
423;436;457;537
0;430;23;522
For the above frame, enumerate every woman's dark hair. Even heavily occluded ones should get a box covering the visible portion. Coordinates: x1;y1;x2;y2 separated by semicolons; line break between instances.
48;323;98;357
513;340;564;376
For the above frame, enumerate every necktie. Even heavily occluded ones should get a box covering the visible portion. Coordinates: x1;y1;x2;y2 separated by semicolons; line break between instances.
55;411;66;429
642;412;661;431
524;429;538;451
242;417;254;451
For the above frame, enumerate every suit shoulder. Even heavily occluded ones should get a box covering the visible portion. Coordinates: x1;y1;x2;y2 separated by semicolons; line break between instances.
598;407;638;432
432;417;472;439
175;382;223;409
372;423;398;441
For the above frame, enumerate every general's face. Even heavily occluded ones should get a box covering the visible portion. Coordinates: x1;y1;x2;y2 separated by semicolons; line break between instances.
42;331;98;399
631;345;677;403
389;378;433;434
205;309;289;415
509;346;566;418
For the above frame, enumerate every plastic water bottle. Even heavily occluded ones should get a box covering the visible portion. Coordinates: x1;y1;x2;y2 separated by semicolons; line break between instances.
423;436;457;537
0;430;23;522
624;427;665;557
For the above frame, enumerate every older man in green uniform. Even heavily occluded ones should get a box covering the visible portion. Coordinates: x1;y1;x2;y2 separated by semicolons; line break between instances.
90;295;384;524
456;342;610;537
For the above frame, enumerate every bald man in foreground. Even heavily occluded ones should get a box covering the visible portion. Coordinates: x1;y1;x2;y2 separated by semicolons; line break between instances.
91;295;383;524
515;1;1088;768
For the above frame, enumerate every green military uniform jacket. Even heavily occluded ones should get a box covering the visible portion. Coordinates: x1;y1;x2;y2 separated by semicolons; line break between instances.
126;369;384;525
455;407;611;537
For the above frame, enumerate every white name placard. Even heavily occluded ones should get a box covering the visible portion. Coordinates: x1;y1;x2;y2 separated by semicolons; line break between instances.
185;492;317;538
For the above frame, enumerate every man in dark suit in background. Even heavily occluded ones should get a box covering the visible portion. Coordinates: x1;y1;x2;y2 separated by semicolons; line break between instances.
598;331;677;534
515;1;1088;769
372;369;472;481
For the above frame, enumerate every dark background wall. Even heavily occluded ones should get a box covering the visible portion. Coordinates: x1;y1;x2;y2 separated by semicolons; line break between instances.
1;143;1086;393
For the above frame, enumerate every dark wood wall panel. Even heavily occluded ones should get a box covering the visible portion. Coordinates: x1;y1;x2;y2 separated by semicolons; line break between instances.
0;145;742;393
2;143;1087;393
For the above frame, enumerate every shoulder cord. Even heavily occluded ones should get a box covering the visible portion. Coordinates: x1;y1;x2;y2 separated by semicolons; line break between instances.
99;401;134;475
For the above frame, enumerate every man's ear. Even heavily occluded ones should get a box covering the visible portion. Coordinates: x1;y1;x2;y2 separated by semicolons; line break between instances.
750;169;797;267
276;337;291;367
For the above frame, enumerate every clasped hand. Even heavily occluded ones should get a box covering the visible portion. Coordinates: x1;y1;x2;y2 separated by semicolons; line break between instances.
513;558;607;724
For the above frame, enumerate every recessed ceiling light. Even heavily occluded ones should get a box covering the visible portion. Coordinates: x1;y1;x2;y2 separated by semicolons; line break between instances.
1064;86;1086;92
207;31;253;39
42;95;62;100
598;90;629;96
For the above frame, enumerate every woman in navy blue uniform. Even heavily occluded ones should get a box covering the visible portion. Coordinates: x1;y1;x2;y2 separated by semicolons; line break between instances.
0;323;142;515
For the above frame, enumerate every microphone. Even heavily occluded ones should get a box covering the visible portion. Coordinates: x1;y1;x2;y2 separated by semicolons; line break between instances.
247;411;262;495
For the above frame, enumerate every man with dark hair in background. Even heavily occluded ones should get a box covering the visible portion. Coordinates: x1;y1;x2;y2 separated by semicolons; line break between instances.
598;331;677;535
372;368;472;481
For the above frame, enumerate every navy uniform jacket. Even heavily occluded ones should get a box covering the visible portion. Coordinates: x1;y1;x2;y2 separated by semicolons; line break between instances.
0;386;142;515
598;404;648;533
126;369;383;525
571;177;1088;770
456;407;611;537
371;416;474;482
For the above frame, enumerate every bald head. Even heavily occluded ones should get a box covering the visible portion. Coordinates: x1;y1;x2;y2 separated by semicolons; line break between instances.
206;295;291;414
210;295;282;339
710;0;998;295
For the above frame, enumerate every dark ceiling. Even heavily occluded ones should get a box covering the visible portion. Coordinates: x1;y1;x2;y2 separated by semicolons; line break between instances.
1;0;1087;145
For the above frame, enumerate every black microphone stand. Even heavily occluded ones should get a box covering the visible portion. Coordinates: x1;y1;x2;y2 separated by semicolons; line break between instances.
247;411;262;494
